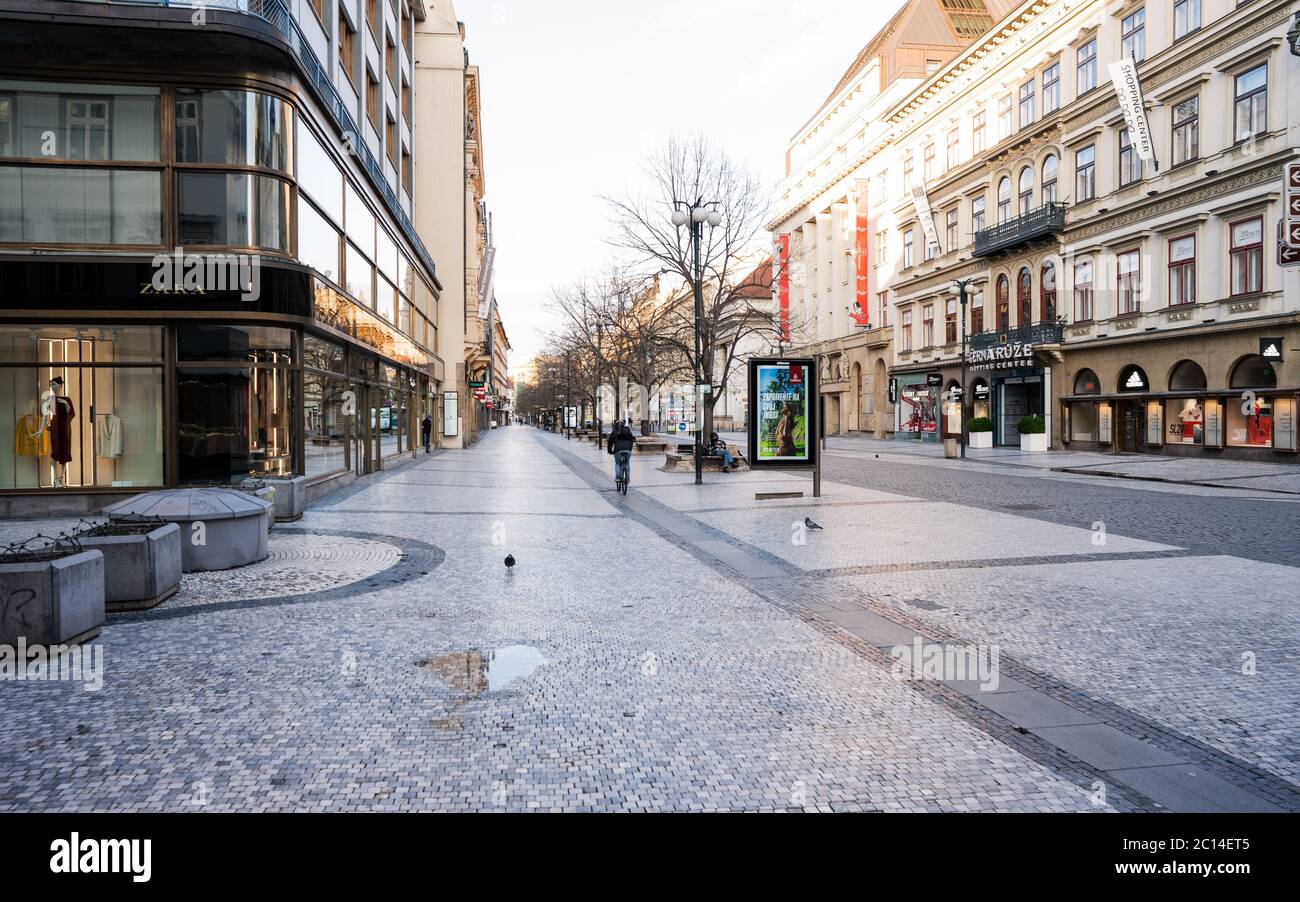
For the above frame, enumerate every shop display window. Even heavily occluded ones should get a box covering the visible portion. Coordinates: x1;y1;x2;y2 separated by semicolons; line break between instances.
1165;398;1204;445
303;370;352;477
1071;401;1097;441
898;384;937;434
177;171;290;251
176;366;294;482
0;326;164;490
1227;395;1273;448
177;326;294;364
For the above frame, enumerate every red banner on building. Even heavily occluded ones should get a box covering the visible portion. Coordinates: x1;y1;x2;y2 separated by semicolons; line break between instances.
773;234;791;343
851;179;871;326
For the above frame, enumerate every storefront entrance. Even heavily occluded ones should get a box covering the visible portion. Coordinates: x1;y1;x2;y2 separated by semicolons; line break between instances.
1118;400;1145;453
998;376;1043;445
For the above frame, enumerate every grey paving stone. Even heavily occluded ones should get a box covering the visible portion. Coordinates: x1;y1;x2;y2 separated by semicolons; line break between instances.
1104;764;1283;813
1031;724;1186;771
975;690;1101;729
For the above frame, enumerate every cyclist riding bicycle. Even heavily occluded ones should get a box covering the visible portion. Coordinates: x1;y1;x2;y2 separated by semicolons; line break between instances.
606;420;636;490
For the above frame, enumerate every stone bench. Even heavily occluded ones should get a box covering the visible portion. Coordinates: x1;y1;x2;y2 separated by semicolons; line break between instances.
633;438;668;454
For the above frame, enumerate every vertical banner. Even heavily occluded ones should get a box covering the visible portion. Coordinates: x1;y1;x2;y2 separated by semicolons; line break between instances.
910;185;941;255
1108;58;1157;167
772;234;791;343
852;179;870;326
747;357;818;469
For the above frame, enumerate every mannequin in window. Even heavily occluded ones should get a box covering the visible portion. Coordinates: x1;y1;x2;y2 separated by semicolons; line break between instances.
45;376;76;487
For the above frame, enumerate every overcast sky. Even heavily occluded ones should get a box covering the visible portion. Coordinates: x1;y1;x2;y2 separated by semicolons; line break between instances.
456;0;908;372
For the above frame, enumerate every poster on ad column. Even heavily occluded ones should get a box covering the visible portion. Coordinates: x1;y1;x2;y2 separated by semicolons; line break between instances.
747;358;817;469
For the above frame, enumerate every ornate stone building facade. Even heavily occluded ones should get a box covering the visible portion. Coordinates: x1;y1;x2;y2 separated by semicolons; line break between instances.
783;0;1299;460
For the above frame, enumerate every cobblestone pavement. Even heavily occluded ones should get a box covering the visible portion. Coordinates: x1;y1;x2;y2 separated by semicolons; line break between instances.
1;426;1295;812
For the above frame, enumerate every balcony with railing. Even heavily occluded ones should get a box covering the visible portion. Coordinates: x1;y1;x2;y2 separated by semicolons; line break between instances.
973;202;1066;258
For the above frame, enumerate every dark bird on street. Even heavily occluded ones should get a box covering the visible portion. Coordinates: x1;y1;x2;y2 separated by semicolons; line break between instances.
504;554;516;569
804;518;823;531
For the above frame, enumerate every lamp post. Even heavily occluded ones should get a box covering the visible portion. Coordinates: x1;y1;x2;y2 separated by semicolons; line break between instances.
671;198;722;486
948;278;976;459
595;321;604;446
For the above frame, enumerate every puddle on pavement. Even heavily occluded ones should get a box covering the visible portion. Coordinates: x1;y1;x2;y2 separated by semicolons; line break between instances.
418;645;548;694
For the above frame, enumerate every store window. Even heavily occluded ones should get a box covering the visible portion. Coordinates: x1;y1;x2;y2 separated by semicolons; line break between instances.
0;326;164;490
1229;217;1263;296
1071;401;1097;441
174;89;293;173
177;171;290;251
1168;235;1196;306
898;381;937;435
298;198;342;284
176;325;294;364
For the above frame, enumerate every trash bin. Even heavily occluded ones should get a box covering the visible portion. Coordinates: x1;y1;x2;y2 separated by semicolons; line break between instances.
943;438;959;459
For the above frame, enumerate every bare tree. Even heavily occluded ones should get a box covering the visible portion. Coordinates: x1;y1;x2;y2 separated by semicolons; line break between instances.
605;135;784;439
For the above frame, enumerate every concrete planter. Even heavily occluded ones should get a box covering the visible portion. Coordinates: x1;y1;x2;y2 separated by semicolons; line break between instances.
260;475;307;522
969;431;994;449
1020;433;1049;453
77;523;182;612
0;551;105;646
103;489;272;572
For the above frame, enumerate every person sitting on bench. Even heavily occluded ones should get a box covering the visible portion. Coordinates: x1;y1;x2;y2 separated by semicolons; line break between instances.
707;432;736;472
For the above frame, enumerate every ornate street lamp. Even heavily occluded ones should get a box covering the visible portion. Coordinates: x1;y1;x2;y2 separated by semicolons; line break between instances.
671;199;723;486
948;278;977;459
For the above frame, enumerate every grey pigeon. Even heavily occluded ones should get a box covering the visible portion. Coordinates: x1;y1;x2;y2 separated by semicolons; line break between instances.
504;554;516;569
804;517;823;531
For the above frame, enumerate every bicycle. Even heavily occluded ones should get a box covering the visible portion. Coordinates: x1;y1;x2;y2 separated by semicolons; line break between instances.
614;450;631;495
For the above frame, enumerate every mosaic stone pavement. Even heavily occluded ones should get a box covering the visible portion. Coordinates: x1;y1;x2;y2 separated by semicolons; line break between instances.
1;426;1296;812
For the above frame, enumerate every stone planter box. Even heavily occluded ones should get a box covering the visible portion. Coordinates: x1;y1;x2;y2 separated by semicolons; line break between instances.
77;523;182;612
103;489;272;572
0;550;105;646
1020;433;1049;453
633;438;669;455
260;475;307;522
969;431;993;449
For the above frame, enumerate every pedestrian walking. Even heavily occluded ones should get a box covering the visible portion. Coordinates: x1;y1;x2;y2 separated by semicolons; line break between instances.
421;413;433;453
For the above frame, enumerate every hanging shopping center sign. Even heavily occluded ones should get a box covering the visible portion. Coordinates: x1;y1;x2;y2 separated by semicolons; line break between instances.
968;339;1036;371
1109;58;1157;165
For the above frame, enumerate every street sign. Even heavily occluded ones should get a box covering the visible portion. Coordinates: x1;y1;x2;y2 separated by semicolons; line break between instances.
1286;163;1300;248
1281;243;1300;267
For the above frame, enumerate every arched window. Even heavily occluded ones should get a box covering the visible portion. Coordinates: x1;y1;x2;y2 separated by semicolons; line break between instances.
1041;154;1059;204
1074;368;1100;395
1118;364;1150;393
1018;166;1034;214
1017;267;1032;326
1169;360;1207;391
996;274;1010;330
1229;355;1277;389
1041;262;1057;322
997;177;1011;223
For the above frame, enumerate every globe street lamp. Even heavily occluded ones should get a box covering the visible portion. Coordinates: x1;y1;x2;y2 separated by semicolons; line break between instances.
671;199;722;486
948;278;977;459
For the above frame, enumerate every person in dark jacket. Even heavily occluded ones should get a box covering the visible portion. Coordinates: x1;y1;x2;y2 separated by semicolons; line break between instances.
420;414;433;453
707;432;736;472
607;420;636;485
